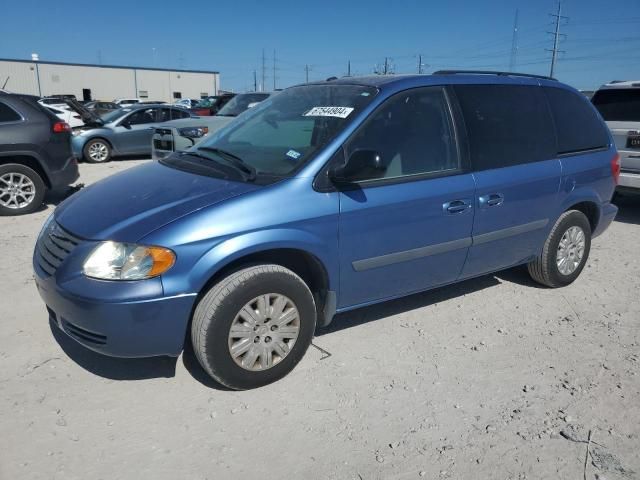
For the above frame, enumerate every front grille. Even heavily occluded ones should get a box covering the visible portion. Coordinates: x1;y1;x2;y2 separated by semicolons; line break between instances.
63;320;107;345
153;138;174;151
155;128;172;136
36;221;82;276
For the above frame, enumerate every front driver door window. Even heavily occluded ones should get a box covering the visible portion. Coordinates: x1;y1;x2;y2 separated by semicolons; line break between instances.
336;87;476;307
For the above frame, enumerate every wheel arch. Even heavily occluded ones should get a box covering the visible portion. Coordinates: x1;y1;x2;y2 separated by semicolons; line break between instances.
566;201;599;233
0;154;50;188
197;247;331;308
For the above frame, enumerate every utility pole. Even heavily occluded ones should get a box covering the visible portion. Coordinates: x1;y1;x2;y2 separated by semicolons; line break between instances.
509;9;519;71
261;49;266;92
253;70;257;92
272;49;277;91
347;60;351;77
384;57;389;75
546;0;568;78
417;54;424;74
304;64;311;83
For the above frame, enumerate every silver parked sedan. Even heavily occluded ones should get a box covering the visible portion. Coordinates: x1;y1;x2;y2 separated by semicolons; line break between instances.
72;104;193;163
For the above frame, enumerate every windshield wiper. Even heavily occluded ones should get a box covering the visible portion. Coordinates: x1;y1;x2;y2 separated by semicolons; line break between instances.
198;146;257;181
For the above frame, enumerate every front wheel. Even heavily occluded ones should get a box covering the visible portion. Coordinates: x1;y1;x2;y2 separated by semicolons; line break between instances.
191;265;317;390
528;210;592;288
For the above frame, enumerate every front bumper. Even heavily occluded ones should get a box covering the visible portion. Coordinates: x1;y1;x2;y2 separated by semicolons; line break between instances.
33;257;196;358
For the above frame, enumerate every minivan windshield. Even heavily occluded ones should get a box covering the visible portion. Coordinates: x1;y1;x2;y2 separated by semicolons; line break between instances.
216;93;271;117
592;88;640;122
175;84;378;179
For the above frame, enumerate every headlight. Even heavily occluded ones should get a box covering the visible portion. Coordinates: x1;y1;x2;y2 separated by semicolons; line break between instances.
178;126;209;138
83;241;175;280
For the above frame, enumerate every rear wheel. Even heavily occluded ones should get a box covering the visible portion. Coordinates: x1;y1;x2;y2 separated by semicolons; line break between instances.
0;164;46;216
528;210;592;288
191;265;316;390
83;138;111;163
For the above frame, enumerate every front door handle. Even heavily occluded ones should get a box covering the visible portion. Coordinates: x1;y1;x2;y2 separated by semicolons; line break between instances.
443;199;472;214
478;193;504;208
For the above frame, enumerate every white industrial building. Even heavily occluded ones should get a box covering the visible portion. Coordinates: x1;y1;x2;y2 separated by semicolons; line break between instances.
0;58;220;103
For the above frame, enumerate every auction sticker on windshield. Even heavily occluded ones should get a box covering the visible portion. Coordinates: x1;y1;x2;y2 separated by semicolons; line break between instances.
304;106;354;118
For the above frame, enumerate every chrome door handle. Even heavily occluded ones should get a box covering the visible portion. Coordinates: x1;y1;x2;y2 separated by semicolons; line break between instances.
479;193;504;208
443;200;472;214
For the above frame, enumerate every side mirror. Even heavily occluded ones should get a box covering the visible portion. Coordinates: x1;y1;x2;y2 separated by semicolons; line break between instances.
330;149;386;183
120;120;131;129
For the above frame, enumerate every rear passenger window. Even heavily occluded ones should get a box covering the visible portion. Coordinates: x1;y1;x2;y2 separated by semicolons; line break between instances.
0;102;21;123
545;87;610;154
453;85;556;170
346;87;460;181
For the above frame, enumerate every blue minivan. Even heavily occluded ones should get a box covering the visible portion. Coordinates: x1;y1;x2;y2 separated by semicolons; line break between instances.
34;72;619;389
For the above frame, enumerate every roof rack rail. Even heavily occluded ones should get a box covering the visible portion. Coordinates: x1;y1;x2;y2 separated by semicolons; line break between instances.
433;70;557;81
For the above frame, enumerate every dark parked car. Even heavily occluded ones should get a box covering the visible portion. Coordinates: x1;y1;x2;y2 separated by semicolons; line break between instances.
0;92;78;215
84;101;120;116
190;94;236;116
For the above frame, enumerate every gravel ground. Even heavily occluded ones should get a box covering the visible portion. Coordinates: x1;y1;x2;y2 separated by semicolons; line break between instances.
1;159;639;480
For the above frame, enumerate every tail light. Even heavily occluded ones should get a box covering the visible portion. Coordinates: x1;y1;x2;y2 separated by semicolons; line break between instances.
611;153;621;185
53;121;71;133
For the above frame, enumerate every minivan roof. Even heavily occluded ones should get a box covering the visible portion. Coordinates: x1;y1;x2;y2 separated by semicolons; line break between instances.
305;72;566;90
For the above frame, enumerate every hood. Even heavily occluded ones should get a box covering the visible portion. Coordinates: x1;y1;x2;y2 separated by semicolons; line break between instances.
55;161;260;242
64;98;104;126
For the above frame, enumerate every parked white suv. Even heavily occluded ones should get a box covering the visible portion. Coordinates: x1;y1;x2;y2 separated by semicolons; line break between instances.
592;81;640;193
113;98;141;107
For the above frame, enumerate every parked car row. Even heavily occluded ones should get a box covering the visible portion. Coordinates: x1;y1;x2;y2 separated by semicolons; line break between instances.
2;74;638;218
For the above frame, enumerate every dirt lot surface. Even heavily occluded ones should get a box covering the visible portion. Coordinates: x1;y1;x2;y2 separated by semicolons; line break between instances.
1;159;639;480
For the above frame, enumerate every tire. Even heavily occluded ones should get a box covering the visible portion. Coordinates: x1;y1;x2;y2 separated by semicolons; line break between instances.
83;138;111;163
0;164;46;216
528;210;592;288
191;265;317;390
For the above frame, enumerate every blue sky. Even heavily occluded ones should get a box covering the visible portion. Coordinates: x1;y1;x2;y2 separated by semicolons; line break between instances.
1;0;639;92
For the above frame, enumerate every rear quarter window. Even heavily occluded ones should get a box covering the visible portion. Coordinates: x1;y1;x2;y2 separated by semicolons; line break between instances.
0;102;22;122
544;87;610;154
453;84;556;170
591;88;640;122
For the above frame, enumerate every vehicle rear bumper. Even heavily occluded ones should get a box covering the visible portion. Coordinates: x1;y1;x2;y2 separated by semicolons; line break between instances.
593;201;618;238
617;171;640;191
48;156;80;191
33;263;196;358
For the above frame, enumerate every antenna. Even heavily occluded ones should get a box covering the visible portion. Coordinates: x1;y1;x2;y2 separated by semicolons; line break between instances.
272;49;277;91
261;49;266;92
